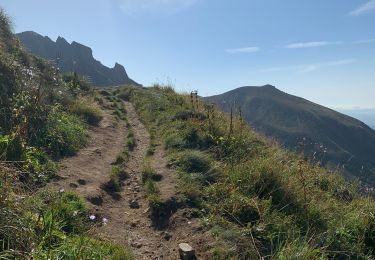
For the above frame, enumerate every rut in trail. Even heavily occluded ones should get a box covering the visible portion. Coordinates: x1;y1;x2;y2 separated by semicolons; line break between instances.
51;101;212;260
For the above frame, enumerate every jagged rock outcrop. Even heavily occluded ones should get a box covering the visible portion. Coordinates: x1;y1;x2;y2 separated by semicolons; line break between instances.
17;31;139;87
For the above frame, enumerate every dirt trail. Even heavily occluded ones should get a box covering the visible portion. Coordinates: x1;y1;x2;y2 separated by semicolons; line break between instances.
50;107;127;206
51;101;211;259
151;146;178;202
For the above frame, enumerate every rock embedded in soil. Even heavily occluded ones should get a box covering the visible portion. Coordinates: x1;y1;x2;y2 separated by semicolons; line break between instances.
131;241;143;248
77;179;87;185
129;199;140;208
178;243;196;260
69;183;78;188
161;231;172;241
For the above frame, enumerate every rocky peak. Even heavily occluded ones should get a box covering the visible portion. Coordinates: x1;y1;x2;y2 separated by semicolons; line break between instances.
114;62;125;71
56;36;69;46
16;31;139;87
71;41;93;58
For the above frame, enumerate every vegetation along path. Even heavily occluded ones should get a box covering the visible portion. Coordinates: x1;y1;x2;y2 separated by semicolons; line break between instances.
51;100;210;259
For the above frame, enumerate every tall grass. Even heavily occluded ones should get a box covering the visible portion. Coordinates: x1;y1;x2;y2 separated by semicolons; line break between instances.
123;84;375;259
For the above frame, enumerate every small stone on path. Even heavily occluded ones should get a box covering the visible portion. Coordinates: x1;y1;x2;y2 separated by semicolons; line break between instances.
129;199;140;208
69;183;78;188
178;243;196;260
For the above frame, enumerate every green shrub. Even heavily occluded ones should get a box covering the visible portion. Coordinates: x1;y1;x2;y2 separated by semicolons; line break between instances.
69;98;103;126
142;160;161;183
145;179;159;195
165;133;186;149
182;124;213;149
34;236;134;259
41;107;88;158
210;226;259;260
170;150;211;173
23;147;57;182
146;145;156;156
127;130;136;151
106;165;127;192
173;110;195;121
273;238;322;260
197;166;224;185
37;190;88;235
98;90;111;96
114;154;125;165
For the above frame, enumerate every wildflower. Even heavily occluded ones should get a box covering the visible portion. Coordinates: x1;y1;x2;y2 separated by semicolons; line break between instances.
59;188;65;193
89;214;96;221
102;217;109;225
58;90;62;95
73;210;79;217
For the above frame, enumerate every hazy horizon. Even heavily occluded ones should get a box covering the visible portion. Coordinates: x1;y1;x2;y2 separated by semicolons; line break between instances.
1;0;374;108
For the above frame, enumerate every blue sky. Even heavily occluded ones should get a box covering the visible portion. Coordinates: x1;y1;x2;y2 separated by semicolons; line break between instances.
1;0;375;108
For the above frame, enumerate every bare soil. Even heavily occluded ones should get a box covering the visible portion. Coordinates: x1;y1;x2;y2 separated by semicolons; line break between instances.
50;101;213;259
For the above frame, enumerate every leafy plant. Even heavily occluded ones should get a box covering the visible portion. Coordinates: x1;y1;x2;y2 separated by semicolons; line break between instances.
69;97;103;126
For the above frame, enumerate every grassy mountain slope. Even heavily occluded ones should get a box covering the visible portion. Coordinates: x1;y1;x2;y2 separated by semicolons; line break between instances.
204;85;375;187
108;84;375;259
16;31;139;87
2;5;375;259
0;9;132;259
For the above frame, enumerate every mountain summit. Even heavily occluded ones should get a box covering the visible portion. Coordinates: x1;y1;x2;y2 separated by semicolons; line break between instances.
205;85;375;186
16;31;139;87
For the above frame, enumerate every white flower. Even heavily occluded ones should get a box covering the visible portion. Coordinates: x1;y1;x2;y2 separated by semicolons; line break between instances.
59;188;65;193
89;214;96;221
102;217;109;225
73;210;79;217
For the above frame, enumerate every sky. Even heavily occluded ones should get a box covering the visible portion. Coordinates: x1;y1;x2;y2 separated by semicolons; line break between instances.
1;0;375;108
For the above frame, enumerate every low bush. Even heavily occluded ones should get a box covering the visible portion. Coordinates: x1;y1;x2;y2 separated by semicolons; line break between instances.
165;133;186;150
40;107;88;158
142;160;161;183
34;236;134;259
106;165;127;192
127;129;136;151
69;97;103;126
170;150;211;173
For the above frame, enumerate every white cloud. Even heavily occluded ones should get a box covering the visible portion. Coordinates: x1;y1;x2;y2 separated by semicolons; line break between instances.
285;41;343;49
250;59;356;74
300;59;356;73
226;46;260;54
119;0;197;15
349;0;375;16
353;38;375;44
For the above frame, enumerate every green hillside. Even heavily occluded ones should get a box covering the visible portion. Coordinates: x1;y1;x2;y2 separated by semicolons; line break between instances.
204;85;375;190
108;85;375;259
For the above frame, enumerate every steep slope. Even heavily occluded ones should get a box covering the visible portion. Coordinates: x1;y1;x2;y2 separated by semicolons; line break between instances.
204;85;375;185
0;9;133;259
16;31;139;87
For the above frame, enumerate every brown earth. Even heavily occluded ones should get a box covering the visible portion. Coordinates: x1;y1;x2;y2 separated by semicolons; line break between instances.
50;100;213;259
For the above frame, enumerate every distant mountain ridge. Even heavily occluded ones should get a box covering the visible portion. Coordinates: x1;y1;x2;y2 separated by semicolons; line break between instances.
337;108;375;130
204;85;375;186
16;31;139;87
